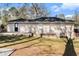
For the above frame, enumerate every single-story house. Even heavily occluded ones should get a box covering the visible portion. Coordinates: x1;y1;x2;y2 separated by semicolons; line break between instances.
7;17;75;39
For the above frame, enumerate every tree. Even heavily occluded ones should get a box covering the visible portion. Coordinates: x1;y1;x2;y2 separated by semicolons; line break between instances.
2;15;8;25
9;7;19;19
1;10;10;25
0;24;7;32
73;9;79;24
0;11;2;25
31;3;49;18
18;4;31;19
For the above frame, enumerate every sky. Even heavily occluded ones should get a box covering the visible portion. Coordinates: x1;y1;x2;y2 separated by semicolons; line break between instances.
45;3;79;17
0;3;79;17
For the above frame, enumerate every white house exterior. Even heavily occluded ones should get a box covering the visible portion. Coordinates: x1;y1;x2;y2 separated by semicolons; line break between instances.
7;17;75;39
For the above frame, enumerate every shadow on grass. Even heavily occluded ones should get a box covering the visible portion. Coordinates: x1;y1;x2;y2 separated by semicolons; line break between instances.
0;37;41;48
63;38;77;56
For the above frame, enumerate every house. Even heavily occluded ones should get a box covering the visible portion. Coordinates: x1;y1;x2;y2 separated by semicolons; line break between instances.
7;17;75;39
74;23;79;37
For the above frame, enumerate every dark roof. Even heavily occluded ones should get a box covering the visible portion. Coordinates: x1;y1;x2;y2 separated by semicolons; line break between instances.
35;17;65;21
9;18;27;22
8;17;75;22
8;18;35;22
35;17;75;22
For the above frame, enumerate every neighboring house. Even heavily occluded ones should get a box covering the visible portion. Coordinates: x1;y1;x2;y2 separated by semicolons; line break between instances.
7;17;75;39
74;23;79;37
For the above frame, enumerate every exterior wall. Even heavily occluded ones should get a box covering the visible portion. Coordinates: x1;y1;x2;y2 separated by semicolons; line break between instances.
18;24;26;33
65;24;74;39
35;24;43;35
7;24;14;32
7;23;74;38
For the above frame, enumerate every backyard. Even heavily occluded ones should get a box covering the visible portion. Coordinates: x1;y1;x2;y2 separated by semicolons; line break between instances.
0;35;79;56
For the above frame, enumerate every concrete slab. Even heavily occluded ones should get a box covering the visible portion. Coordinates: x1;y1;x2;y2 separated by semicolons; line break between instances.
0;48;14;56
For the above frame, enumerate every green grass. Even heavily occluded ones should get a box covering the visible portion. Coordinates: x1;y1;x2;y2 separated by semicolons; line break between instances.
0;36;40;48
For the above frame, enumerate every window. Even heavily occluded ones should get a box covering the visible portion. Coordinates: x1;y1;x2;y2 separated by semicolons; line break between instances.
14;23;18;32
15;27;18;32
15;23;18;27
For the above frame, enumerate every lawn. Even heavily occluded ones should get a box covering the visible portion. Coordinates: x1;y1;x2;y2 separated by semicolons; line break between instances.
7;38;66;56
0;35;79;56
